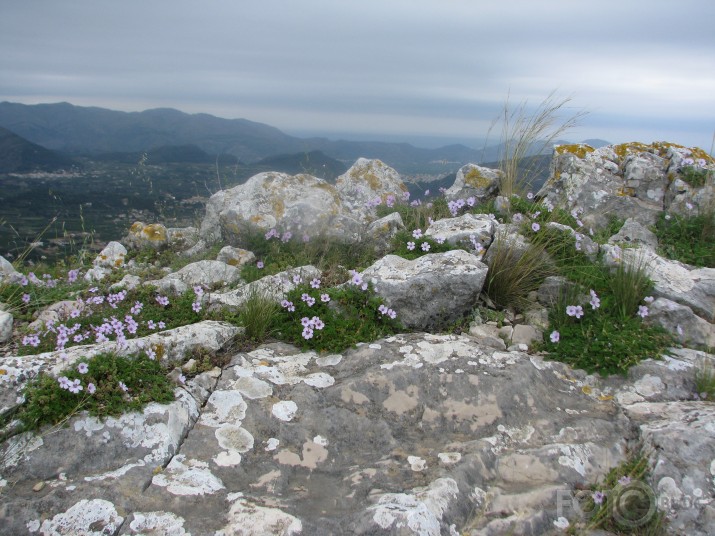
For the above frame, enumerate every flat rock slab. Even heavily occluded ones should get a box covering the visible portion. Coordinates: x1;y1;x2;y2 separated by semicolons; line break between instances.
2;333;644;535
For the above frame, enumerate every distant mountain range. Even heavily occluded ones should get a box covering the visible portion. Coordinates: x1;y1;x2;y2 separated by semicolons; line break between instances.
0;126;75;173
0;101;610;175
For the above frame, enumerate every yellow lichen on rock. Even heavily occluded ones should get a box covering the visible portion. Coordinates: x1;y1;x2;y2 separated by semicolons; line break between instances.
554;144;595;159
141;224;167;242
271;198;285;219
464;168;492;189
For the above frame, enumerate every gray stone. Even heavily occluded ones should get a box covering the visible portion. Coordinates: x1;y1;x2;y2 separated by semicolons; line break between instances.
511;324;542;348
167;226;200;251
0;309;12;343
365;211;404;255
148;260;242;295
444;163;502;202
334;158;409;222
216;246;256;268
123;221;169;250
647;298;715;349
360;251;488;330
0;255;19;283
84;241;128;282
425;212;495;252
608;217;659;249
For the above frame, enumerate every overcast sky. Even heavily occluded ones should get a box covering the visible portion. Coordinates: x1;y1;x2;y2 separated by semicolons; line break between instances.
2;0;714;149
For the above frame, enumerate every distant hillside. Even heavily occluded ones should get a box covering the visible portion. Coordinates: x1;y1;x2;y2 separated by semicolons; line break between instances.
254;151;347;181
95;144;238;165
0;126;75;173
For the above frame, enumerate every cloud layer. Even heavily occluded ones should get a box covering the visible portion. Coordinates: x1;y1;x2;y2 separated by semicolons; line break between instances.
2;0;714;148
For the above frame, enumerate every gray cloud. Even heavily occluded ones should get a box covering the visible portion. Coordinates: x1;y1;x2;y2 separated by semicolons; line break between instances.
1;0;714;148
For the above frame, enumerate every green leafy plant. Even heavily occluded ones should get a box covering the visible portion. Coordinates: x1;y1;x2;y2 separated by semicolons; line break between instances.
272;281;401;353
17;351;175;433
679;165;710;187
653;209;715;268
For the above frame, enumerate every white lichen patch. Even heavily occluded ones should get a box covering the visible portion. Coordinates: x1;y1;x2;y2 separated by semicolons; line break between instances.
84;460;146;482
302;372;335;388
316;354;342;367
1;433;43;469
214;450;243;467
313;435;329;447
265;438;280;451
408;455;427;471
438;452;462;465
230;376;272;399
369;478;459;536
217;495;302;536
272;400;298;421
557;444;591;477
152;455;225;496
215;425;254;453
633;374;665;398
200;390;248;427
128;511;188;535
30;499;123;535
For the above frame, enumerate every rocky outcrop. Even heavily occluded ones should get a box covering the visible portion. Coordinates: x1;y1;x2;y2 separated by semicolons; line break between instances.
444;163;502;202
1;153;714;535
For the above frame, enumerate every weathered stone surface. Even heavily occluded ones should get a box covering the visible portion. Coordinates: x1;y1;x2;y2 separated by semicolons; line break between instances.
602;244;715;322
166;226;200;251
647;298;715;349
216;246;256;267
0;334;638;536
0;309;12;343
334;158;408;222
0;255;20;283
209;266;321;310
444;163;502;202
365;212;404;255
608;217;659;249
538;142;714;231
84;241;127;282
123;221;169;250
360;251;488;330
147;260;242;295
425;212;495;252
200;171;362;245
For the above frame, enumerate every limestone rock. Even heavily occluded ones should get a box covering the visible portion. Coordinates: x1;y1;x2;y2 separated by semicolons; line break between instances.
425;212;495;252
84;241;127;281
147;260;242;295
200;171;361;245
608;217;659;249
360;251;488;330
0;309;12;343
647;298;715;348
123;221;169;250
365;211;404;255
444;163;502;202
167;226;200;251
334;158;408;222
0;255;20;283
216;246;256;268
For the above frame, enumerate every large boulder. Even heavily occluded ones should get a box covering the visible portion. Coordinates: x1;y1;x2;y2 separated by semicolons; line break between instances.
334;158;409;221
359;250;488;330
425;212;496;252
123;221;169;250
538;142;715;230
147;260;242;295
199;171;362;245
444;163;502;202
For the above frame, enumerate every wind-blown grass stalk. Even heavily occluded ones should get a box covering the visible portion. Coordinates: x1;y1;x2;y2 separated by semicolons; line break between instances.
497;91;588;197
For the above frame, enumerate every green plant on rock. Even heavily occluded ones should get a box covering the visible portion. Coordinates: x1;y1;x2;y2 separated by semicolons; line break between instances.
17;351;175;433
608;255;653;322
272;277;401;353
238;286;280;343
694;360;715;402
653;209;715;268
